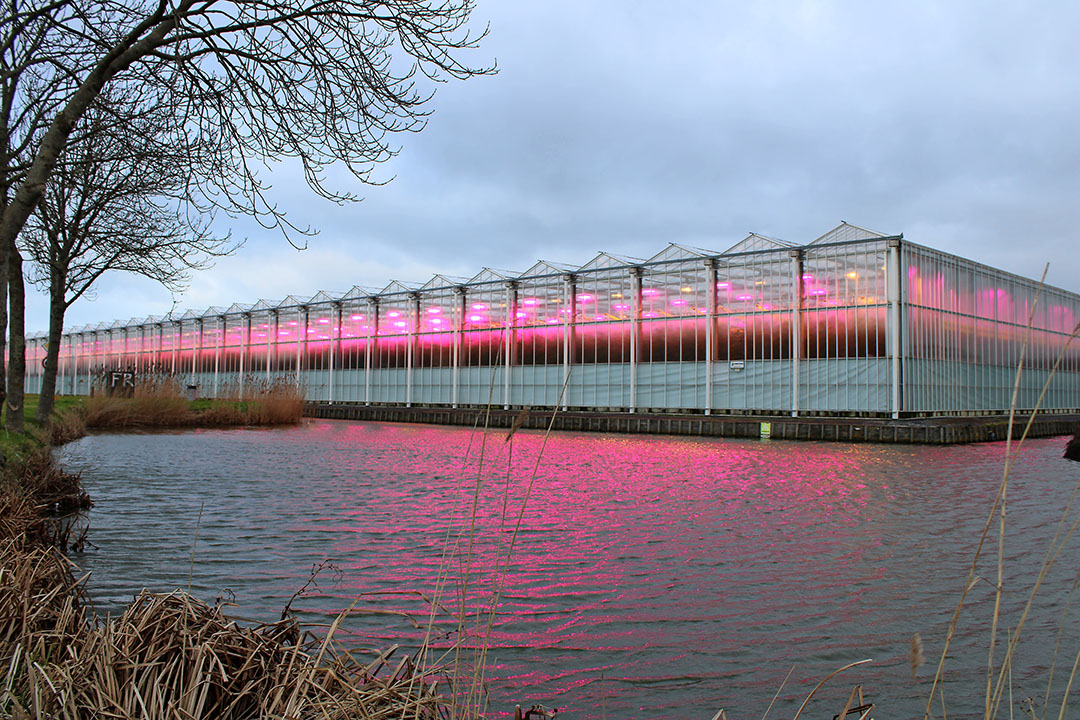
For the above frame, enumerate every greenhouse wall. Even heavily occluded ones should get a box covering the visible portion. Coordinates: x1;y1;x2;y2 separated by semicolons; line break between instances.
22;228;1080;418
901;242;1080;414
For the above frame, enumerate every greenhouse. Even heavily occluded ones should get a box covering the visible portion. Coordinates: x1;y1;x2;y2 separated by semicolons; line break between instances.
23;223;1080;418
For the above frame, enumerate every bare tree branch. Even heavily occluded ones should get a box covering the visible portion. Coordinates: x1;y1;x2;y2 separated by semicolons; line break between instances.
0;0;492;425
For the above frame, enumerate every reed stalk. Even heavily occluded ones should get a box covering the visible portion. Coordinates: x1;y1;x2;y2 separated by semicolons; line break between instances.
924;265;1080;719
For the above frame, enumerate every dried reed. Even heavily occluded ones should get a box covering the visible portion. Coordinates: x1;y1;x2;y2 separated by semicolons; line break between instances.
83;374;303;429
0;445;89;550
0;536;455;719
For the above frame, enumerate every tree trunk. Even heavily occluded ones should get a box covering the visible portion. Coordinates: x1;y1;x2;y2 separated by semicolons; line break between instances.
6;244;25;433
36;268;67;422
0;243;7;424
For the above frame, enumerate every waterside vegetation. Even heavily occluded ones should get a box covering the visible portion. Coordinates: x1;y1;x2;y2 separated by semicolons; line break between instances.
1;537;452;719
81;376;305;430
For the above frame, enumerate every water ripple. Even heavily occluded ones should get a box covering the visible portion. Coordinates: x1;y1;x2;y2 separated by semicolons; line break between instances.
57;420;1080;719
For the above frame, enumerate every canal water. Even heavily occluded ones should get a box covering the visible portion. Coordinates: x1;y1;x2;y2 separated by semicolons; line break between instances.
57;420;1080;719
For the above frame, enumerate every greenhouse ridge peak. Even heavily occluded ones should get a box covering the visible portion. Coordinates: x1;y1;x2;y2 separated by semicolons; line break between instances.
39;222;891;333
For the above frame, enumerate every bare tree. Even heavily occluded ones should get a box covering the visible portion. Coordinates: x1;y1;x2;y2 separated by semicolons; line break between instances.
0;0;491;425
0;1;96;427
23;93;237;422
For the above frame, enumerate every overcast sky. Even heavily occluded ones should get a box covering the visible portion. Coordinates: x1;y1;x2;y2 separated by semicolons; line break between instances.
28;0;1080;332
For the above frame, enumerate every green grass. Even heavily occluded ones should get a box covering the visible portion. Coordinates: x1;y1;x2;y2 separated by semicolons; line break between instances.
0;394;86;460
189;398;253;413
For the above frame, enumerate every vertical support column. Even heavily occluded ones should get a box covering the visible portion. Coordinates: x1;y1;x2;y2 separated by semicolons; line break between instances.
705;259;718;415
562;274;576;411
887;236;903;419
239;313;251;399
267;310;275;383
365;299;376;405
789;249;804;417
504;281;516;409
85;332;91;394
97;330;104;389
452;288;464;408
214;317;223;398
406;294;418;407
170;323;178;375
134;328;140;375
79;333;86;394
194;319;202;383
67;334;75;395
329;303;341;403
629;267;643;413
296;307;308;389
154;324;162;369
90;332;95;393
89;332;96;392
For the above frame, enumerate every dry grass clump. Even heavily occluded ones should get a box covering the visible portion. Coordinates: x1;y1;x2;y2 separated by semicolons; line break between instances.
46;410;88;448
198;380;306;427
0;448;90;548
83;374;192;428
0;537;452;719
83;374;303;429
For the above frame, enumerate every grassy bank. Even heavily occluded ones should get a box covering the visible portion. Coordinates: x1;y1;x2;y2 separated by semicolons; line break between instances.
0;396;89;550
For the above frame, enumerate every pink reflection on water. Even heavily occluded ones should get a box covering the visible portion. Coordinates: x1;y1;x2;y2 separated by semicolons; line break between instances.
78;422;1080;719
294;422;896;717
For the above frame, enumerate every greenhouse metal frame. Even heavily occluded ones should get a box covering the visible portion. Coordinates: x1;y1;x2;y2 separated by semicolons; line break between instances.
24;223;1080;418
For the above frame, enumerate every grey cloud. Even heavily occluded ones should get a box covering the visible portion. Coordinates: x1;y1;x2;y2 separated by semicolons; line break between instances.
36;0;1080;330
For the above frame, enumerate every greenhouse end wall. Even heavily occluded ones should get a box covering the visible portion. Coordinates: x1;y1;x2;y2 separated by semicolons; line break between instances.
22;230;1080;418
901;243;1080;414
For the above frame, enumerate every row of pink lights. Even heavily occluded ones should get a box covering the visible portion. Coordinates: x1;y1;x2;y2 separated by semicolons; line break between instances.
62;276;871;339
71;287;860;344
53;312;897;357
